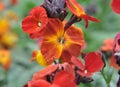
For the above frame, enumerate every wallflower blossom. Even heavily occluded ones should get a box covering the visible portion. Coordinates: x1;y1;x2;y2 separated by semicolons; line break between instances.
22;6;48;39
26;71;76;87
100;39;114;52
65;0;99;28
71;52;104;77
0;50;11;70
40;18;84;64
111;0;120;14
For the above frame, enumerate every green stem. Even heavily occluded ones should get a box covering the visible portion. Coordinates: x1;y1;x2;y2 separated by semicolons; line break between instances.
101;70;110;87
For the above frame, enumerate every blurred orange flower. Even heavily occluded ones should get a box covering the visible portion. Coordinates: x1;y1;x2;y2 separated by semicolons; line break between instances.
65;0;99;28
22;6;48;39
100;38;114;51
0;50;11;70
40;18;84;64
0;3;4;11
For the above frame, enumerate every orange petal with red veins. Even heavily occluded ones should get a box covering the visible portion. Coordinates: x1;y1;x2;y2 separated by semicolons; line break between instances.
85;52;104;73
61;50;72;62
65;26;84;45
41;19;64;64
111;0;120;14
53;71;76;87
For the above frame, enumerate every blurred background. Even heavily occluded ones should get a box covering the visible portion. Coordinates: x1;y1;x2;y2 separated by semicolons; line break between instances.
0;0;120;87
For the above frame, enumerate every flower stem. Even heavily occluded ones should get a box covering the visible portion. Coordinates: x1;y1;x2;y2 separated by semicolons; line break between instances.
101;70;110;87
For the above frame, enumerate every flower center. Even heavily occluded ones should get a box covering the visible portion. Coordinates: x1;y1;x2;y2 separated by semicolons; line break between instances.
84;70;88;74
58;37;65;44
38;22;41;27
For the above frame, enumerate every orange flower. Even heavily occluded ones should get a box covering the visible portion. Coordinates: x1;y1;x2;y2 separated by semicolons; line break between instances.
22;6;48;39
0;50;11;70
110;56;119;69
0;3;4;11
65;0;99;28
100;39;114;52
40;18;84;64
111;0;120;14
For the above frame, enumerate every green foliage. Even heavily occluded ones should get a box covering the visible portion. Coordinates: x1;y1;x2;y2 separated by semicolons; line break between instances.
0;0;120;87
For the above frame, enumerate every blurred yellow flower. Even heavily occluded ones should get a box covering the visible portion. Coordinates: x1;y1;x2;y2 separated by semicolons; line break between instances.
5;10;19;21
0;31;18;48
0;50;11;70
0;18;10;34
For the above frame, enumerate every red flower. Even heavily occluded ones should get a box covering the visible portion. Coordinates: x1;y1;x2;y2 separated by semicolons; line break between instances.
22;6;48;39
28;71;76;87
71;52;104;77
40;18;84;64
111;0;120;14
11;0;18;5
65;0;99;28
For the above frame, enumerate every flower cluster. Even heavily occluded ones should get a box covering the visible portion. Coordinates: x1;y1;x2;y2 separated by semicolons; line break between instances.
0;3;18;70
22;0;104;87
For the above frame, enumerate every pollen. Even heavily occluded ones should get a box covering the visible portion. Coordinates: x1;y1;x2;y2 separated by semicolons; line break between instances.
38;22;41;27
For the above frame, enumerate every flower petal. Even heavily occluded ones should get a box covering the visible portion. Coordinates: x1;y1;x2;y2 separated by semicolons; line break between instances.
71;56;85;70
22;6;48;38
32;65;58;80
85;52;104;73
41;19;64;64
53;71;76;87
28;80;51;87
111;0;120;14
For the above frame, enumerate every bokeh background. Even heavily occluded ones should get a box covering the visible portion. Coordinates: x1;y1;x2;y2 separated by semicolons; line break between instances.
0;0;120;87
